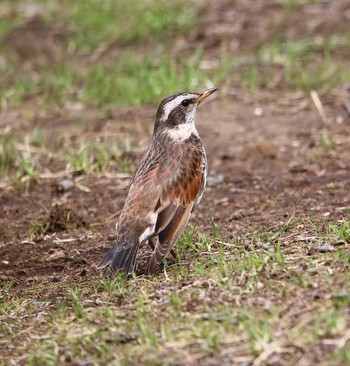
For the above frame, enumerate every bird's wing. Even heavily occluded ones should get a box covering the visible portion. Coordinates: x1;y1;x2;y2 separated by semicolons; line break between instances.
146;148;205;274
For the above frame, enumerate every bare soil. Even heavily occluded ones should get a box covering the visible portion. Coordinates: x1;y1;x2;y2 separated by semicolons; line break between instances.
1;89;349;291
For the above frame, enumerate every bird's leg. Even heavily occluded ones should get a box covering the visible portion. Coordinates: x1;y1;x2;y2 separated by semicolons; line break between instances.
148;237;177;259
170;248;177;259
148;238;156;251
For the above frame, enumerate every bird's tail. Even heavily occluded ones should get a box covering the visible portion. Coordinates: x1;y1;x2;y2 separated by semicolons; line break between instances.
96;237;140;275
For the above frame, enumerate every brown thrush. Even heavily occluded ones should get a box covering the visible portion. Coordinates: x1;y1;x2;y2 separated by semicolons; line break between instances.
97;88;218;275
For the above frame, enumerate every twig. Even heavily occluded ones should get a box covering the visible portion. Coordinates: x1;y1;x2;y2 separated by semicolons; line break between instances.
75;182;91;192
215;240;237;247
52;238;76;244
252;341;299;366
310;90;329;125
321;329;350;349
39;170;74;179
252;342;282;366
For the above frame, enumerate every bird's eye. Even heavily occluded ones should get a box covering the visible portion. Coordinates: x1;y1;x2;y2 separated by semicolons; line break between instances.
181;99;190;107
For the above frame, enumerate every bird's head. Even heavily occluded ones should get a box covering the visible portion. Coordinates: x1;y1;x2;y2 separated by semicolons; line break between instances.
153;88;218;141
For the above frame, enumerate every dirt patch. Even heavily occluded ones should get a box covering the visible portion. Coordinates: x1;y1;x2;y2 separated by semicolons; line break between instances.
31;204;89;236
196;0;350;54
1;16;64;64
1;91;350;288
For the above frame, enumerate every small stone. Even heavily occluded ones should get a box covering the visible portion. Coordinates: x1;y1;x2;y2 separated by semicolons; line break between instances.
49;275;62;282
56;179;75;192
315;245;335;253
302;236;319;243
258;241;270;250
336;116;344;124
254;107;263;116
230;187;246;194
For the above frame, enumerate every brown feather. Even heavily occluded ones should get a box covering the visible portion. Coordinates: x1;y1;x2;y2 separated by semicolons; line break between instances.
143;139;206;275
146;204;193;275
155;202;177;234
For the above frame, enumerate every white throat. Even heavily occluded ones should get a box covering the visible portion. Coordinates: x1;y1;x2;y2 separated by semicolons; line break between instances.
166;123;198;141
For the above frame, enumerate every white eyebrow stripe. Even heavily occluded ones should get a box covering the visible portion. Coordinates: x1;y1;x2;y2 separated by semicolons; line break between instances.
161;94;197;121
161;95;187;121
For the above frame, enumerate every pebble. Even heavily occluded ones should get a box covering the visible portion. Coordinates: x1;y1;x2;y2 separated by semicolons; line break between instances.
315;245;335;252
56;179;75;192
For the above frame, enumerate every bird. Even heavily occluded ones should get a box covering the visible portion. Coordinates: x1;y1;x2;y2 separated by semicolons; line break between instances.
96;88;218;276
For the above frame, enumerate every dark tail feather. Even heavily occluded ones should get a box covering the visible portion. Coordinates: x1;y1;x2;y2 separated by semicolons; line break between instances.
96;238;140;275
96;246;116;269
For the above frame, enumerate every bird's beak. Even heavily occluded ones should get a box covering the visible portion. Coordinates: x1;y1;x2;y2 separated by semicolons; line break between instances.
196;88;218;105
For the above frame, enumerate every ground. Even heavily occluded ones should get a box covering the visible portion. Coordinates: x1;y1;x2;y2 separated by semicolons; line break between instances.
1;1;350;365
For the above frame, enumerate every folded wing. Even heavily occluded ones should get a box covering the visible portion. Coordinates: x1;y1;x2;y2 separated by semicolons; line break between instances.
146;148;205;275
